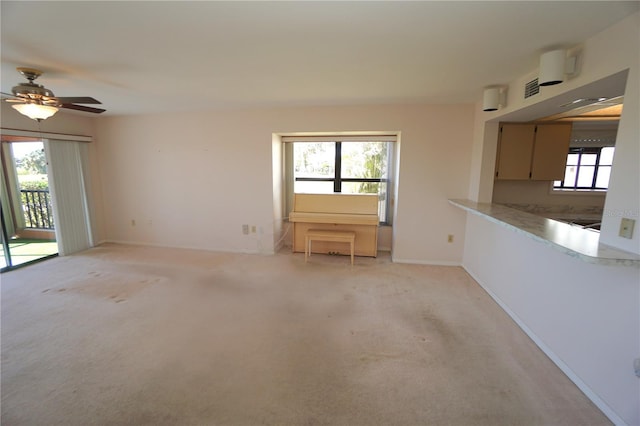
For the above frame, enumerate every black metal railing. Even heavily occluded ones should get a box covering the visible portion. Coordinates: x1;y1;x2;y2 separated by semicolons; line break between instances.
20;189;55;229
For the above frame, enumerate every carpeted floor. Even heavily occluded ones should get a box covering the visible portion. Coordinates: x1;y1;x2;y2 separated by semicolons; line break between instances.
1;243;610;425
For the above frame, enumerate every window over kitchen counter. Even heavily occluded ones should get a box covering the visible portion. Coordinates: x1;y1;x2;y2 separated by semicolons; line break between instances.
553;146;615;191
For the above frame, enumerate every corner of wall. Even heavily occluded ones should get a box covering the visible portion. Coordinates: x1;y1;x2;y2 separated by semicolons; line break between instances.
467;108;499;203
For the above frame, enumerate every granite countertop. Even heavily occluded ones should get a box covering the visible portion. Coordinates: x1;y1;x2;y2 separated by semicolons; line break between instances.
498;203;603;223
449;199;640;267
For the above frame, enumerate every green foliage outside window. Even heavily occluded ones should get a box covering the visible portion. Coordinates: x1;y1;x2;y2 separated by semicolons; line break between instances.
20;180;49;191
17;149;47;175
356;143;386;194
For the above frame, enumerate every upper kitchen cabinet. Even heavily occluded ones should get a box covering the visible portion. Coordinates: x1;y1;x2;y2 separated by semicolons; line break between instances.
530;124;573;180
495;124;536;180
495;123;572;181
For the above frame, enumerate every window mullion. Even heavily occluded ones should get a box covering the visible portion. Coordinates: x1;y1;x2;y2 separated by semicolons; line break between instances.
574;151;583;188
592;149;601;188
334;142;342;192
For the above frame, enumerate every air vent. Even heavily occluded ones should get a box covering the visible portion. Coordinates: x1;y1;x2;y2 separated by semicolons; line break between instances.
524;78;539;99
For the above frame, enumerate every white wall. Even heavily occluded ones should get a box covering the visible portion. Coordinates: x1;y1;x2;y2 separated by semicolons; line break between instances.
597;17;640;253
463;213;639;425
95;103;475;263
462;12;640;425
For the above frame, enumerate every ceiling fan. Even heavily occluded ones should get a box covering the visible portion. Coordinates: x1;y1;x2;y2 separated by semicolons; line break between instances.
2;67;106;121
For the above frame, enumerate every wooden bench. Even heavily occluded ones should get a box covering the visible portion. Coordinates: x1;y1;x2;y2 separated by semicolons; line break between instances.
305;229;356;265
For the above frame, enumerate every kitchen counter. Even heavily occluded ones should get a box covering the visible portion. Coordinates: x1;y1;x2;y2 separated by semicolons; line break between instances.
498;203;602;225
449;199;640;267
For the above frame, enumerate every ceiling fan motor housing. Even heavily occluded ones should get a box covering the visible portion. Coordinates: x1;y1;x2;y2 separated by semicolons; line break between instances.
11;67;57;104
12;82;55;99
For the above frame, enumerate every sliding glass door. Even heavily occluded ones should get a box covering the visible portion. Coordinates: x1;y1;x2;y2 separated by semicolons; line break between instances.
0;138;58;271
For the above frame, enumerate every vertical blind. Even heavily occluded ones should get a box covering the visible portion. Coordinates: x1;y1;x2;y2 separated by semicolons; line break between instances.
45;140;93;256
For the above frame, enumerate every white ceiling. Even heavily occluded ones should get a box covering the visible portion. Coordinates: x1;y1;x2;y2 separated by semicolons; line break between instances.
1;1;638;117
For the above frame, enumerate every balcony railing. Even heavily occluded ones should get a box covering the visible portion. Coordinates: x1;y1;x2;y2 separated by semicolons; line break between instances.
20;189;55;229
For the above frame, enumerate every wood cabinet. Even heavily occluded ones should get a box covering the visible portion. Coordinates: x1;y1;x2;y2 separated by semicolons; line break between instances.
495;123;572;181
530;124;573;180
495;124;536;180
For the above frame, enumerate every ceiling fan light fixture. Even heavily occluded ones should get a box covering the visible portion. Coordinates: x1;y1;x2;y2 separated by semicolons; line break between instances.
12;103;59;121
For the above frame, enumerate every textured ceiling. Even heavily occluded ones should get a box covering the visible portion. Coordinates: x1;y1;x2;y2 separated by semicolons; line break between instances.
1;1;638;116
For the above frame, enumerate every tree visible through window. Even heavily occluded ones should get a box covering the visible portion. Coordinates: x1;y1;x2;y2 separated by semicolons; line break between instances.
554;146;614;190
293;141;392;223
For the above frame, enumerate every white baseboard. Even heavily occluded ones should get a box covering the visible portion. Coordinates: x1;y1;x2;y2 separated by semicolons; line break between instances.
101;240;274;255
392;257;461;266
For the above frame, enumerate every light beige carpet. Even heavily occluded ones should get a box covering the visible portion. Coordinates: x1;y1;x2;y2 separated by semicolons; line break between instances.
1;243;610;425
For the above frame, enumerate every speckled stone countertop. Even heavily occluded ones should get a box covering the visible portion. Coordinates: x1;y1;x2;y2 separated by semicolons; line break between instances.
449;199;640;267
499;203;603;222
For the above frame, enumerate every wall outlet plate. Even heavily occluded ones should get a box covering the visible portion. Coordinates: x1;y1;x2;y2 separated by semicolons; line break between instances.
619;218;635;239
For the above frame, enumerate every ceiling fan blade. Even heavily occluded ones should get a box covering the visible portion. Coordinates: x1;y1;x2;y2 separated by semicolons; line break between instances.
61;103;106;114
1;91;20;99
56;96;102;104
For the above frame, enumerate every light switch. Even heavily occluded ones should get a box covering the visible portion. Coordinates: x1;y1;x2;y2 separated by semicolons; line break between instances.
619;218;635;239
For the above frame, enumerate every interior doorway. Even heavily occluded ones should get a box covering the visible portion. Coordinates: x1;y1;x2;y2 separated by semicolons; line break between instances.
1;137;58;271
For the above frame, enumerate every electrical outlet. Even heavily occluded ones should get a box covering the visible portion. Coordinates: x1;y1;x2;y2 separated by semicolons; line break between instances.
242;224;249;235
131;219;136;227
619;218;635;239
447;234;454;243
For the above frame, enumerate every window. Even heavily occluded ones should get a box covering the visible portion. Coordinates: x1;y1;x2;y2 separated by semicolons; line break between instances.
284;136;395;224
553;146;614;190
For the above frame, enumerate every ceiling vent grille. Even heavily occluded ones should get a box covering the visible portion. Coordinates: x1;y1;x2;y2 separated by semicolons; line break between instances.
524;78;539;99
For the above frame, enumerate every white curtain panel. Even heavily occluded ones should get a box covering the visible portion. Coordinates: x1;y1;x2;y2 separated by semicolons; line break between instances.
45;140;93;256
0;143;20;236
